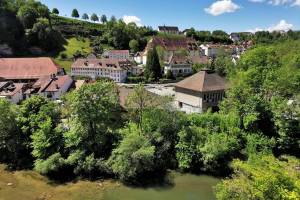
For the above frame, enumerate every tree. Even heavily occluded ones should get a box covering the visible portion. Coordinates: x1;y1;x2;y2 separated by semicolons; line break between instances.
166;69;175;79
71;9;79;18
125;84;170;127
82;13;89;20
110;15;116;22
0;99;23;168
145;47;162;81
101;14;107;23
129;39;139;53
17;5;39;29
52;8;59;15
215;155;300;200
62;80;121;176
90;13;99;22
108;123;155;183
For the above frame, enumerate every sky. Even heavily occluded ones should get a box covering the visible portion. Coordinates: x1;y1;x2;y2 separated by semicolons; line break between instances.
40;0;300;33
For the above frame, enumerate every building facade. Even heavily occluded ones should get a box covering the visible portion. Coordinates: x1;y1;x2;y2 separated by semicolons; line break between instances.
175;69;227;113
158;26;179;35
71;59;137;83
164;55;192;76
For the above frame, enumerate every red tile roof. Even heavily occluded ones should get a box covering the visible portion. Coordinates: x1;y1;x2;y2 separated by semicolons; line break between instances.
0;58;62;80
72;58;133;71
146;37;198;51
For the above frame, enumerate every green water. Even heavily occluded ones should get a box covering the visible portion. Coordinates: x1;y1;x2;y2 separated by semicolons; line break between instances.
103;173;220;200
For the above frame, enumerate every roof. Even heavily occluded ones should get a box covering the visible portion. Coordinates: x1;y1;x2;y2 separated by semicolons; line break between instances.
0;58;62;80
146;36;198;52
158;26;179;32
0;82;24;97
109;50;130;54
168;54;191;65
43;75;73;92
190;56;209;64
72;58;133;71
175;70;227;92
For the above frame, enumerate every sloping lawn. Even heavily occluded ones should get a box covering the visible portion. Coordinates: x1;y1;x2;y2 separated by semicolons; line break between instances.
53;37;92;73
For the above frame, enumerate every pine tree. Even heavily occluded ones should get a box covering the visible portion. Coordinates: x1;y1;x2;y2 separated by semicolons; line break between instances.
145;47;162;81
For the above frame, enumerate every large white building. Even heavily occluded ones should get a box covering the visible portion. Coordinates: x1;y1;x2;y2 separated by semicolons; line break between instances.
200;44;218;58
71;59;140;83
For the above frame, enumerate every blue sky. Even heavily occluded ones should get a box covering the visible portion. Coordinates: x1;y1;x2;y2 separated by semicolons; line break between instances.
40;0;300;33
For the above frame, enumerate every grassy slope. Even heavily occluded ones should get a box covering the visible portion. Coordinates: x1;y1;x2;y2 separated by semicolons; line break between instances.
53;37;92;73
0;164;116;200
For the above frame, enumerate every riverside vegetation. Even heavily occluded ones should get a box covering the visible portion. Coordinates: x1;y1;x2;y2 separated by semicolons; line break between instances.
0;39;299;199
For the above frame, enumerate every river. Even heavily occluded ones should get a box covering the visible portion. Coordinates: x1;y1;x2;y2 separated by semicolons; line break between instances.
102;173;220;200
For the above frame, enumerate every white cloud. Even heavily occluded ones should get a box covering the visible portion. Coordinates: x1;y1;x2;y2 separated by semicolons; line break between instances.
249;0;300;6
122;15;142;26
204;0;241;16
267;19;293;31
248;0;265;2
248;19;293;33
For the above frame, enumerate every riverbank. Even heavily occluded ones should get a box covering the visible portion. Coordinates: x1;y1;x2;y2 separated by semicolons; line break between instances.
0;164;220;200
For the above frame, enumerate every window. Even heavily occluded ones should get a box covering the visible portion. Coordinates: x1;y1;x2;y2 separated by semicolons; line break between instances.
178;102;183;108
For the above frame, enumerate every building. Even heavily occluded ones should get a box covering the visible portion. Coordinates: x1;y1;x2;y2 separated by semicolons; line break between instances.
108;50;130;60
25;75;73;100
164;55;192;77
133;52;143;64
158;26;179;35
200;44;218;58
0;81;25;103
174;69;227;113
0;57;64;82
143;36;200;65
230;33;240;42
71;59;138;83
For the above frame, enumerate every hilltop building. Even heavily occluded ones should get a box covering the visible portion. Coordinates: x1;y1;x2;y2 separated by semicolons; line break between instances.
174;69;227;113
158;26;179;35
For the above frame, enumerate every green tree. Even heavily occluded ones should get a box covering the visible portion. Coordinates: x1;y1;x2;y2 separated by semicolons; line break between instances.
90;13;99;22
82;13;89;20
101;14;107;23
17;5;39;29
145;47;162;81
110;15;116;22
71;9;79;18
52;8;59;15
215;155;300;200
129;39;139;53
108;123;155;183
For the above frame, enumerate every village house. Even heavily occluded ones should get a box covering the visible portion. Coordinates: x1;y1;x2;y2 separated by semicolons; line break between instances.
230;33;240;43
0;81;25;103
133;52;143;64
200;44;218;58
0;57;73;102
71;58;140;83
107;50;130;60
164;54;192;77
142;36;200;65
174;69;227;113
158;26;179;35
0;57;65;82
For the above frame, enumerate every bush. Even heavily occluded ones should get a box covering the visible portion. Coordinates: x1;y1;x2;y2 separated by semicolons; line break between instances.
60;53;67;59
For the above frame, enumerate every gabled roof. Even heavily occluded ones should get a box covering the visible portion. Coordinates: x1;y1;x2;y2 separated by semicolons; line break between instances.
0;57;61;80
175;70;227;92
158;26;179;32
146;36;198;51
72;58;133;71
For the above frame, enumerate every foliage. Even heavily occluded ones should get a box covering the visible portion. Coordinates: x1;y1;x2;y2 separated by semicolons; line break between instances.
52;8;59;15
82;13;89;20
215;155;300;200
71;9;79;18
108;123;155;183
101;14;107;24
129;39;139;53
145;47;162;81
90;13;99;22
176;112;241;174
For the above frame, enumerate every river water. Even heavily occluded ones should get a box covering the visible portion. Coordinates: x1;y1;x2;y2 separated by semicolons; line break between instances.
102;173;220;200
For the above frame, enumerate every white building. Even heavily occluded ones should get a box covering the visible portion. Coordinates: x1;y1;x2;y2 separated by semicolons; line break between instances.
175;69;227;113
164;55;192;77
71;59;137;83
200;44;218;58
108;50;130;60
